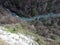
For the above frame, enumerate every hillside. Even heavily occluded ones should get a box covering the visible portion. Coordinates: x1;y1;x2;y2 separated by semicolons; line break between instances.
0;0;60;17
0;1;60;45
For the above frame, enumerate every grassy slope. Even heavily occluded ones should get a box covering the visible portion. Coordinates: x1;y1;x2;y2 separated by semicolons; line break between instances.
2;23;60;45
3;23;46;45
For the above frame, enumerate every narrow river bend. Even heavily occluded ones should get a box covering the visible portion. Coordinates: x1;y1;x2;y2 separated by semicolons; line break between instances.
6;8;60;21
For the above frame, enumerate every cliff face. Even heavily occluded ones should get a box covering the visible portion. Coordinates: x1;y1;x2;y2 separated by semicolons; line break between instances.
0;0;60;17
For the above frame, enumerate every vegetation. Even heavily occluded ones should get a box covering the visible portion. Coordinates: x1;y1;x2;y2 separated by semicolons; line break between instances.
1;0;60;17
0;4;60;45
3;22;60;45
3;23;47;45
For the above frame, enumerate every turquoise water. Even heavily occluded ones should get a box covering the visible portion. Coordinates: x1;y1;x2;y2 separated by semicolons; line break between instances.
12;13;60;21
6;9;60;21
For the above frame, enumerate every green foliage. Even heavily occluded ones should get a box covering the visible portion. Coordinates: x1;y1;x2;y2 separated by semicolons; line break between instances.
31;9;35;16
34;35;46;45
51;35;60;40
3;24;46;45
15;0;21;3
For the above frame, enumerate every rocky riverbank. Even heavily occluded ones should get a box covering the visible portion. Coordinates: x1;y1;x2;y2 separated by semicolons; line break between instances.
0;26;38;45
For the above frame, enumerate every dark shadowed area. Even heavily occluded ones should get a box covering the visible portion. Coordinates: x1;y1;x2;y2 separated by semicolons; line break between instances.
0;0;60;17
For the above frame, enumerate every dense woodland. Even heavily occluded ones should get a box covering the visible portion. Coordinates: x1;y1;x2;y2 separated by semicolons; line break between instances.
0;0;60;17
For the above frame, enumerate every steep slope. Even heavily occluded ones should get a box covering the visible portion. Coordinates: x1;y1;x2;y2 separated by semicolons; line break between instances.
0;6;20;25
0;0;60;17
0;5;60;45
0;23;60;45
0;26;39;45
30;17;60;40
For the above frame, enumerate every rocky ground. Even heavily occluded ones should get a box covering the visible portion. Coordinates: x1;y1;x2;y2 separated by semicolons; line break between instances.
0;26;38;45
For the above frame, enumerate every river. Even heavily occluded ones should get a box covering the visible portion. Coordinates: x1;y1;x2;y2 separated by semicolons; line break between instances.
6;8;60;21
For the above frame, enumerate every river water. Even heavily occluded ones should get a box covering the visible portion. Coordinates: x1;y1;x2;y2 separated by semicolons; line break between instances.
6;9;60;21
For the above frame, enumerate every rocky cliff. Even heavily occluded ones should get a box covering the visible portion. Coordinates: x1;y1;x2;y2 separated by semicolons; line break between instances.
0;0;60;17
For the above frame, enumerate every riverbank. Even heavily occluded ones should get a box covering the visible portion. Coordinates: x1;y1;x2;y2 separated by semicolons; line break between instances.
0;26;39;45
